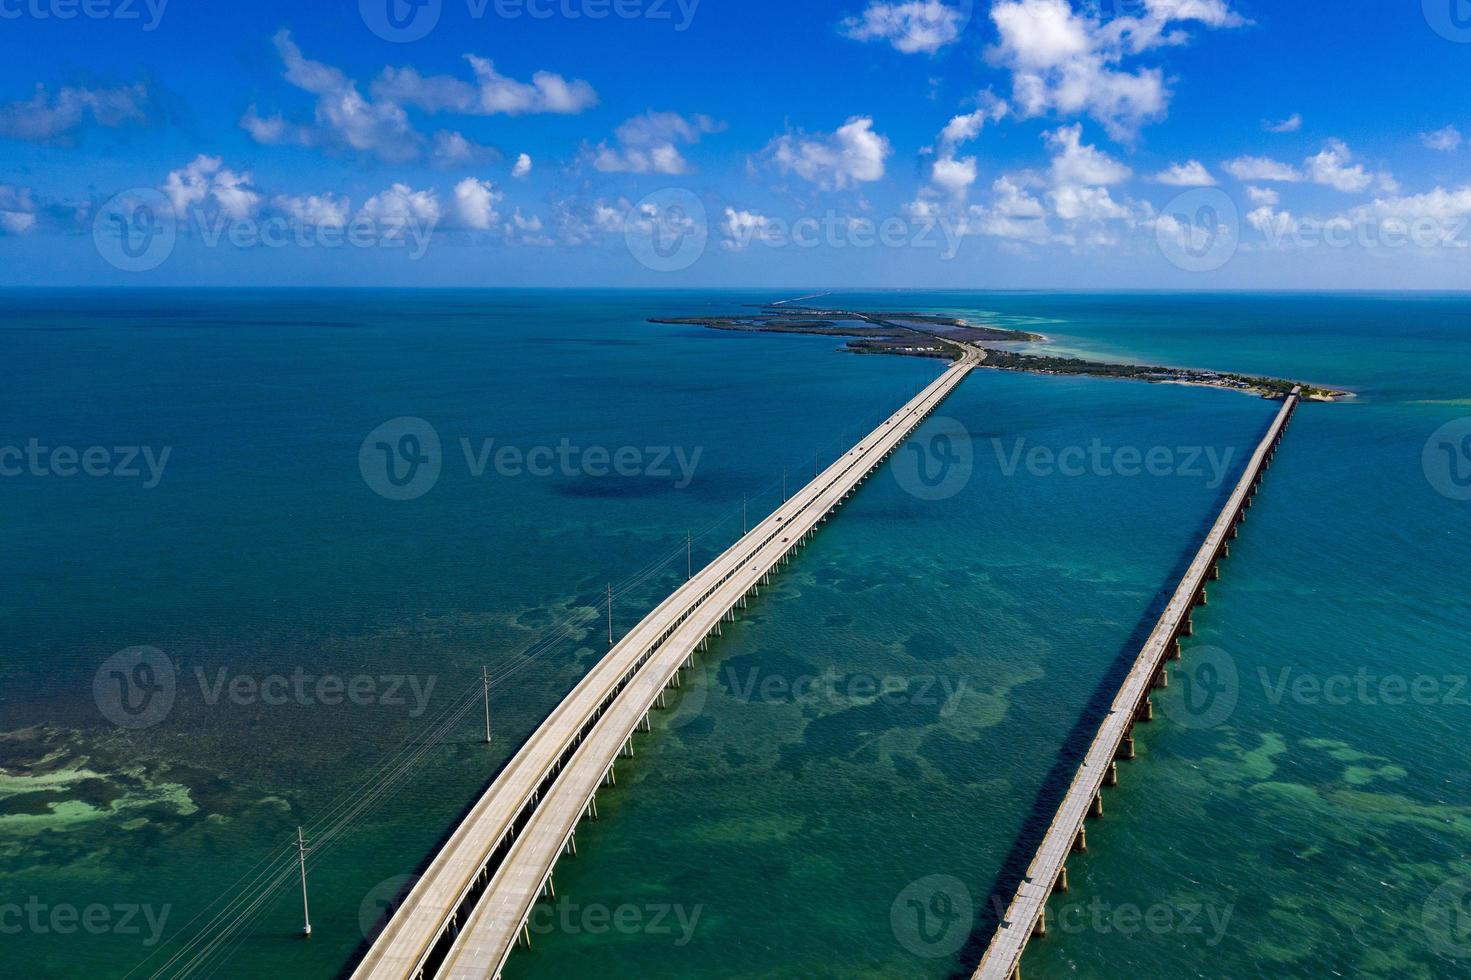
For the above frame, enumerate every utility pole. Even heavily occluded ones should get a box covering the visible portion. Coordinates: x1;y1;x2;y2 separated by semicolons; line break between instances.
482;666;492;745
297;827;312;938
607;584;614;645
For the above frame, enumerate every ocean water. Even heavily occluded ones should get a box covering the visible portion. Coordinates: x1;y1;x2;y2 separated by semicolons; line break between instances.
0;290;1467;979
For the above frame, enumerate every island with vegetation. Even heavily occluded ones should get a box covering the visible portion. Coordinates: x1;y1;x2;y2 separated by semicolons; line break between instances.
649;304;1349;402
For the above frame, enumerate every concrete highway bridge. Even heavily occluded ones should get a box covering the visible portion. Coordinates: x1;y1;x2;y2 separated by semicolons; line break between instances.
352;342;985;980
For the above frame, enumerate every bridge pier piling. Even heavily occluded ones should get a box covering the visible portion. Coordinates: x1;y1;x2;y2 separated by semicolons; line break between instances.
1120;735;1136;760
1105;762;1118;787
1056;867;1069;893
1089;794;1104;819
1073;828;1087;853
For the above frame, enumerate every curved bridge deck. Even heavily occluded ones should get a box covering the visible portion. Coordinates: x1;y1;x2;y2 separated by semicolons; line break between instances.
353;345;983;980
973;388;1300;980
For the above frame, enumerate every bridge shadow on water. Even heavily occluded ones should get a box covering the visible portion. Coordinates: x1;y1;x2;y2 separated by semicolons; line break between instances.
946;433;1259;979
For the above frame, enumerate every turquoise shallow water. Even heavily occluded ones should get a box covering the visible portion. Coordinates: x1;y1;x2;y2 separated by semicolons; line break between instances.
1;290;1468;979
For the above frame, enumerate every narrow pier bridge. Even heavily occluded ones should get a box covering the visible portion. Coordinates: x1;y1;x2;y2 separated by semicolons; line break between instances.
973;388;1301;980
353;343;985;980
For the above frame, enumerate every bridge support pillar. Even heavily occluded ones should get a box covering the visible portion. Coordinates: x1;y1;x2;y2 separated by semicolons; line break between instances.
1184;615;1194;637
1170;638;1182;660
519;921;531;948
605;767;615;787
1120;736;1136;761
1056;867;1069;893
1090;794;1104;819
1210;563;1221;581
1073;828;1087;853
566;834;577;857
1155;669;1168;690
1197;588;1208;607
1105;762;1118;787
1140;699;1154;722
1033;915;1047;939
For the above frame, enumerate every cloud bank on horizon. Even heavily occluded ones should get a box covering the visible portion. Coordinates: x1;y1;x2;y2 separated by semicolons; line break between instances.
1;0;1468;288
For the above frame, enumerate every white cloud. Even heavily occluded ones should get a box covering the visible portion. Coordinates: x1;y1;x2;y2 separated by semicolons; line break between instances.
766;116;893;190
589;111;723;175
937;95;1008;152
359;183;441;226
0;185;38;234
430;130;494;167
372;55;597;117
273;193;351;228
161;155;261;219
1421;125;1463;152
1151;160;1216;186
1046;124;1131;185
0;82;147;144
969;176;1051;242
1050;183;1129;221
839;1;969;54
721;207;781;249
1305;139;1374;193
932;155;979;196
1223;155;1302;182
1263;113;1302;133
1245;185;1280;206
248;32;595;163
512;153;533;178
453;178;503;230
987;0;1243;140
255;31;419;162
1227;141;1391;194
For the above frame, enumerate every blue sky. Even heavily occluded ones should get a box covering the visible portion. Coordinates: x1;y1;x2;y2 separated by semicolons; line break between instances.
1;0;1469;288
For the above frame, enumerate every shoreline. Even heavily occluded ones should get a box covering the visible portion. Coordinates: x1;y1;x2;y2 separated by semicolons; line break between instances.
649;305;1351;403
